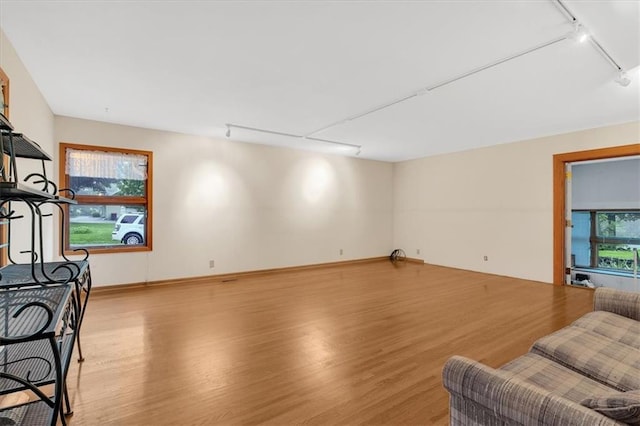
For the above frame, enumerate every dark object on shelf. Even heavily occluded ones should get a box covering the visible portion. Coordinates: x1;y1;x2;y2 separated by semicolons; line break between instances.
575;273;590;282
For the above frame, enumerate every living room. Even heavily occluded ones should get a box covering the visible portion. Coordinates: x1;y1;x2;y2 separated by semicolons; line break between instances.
0;1;638;424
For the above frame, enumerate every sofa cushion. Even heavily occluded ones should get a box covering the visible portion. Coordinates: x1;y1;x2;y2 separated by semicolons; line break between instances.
580;390;640;425
501;352;617;403
531;326;640;391
573;311;640;349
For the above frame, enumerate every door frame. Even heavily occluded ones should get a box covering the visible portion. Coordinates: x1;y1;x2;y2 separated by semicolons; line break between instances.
553;143;640;285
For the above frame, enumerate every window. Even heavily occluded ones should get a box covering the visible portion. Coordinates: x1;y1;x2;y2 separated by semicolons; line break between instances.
59;143;153;254
571;210;640;272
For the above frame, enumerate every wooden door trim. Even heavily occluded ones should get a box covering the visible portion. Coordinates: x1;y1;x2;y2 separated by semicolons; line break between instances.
553;143;640;285
0;67;8;267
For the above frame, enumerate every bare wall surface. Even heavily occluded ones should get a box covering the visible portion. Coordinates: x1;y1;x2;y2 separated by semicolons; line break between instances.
55;116;394;286
393;122;640;283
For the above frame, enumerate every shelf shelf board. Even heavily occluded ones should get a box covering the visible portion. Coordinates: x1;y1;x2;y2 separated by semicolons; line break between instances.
1;133;51;161
0;182;76;204
0;113;13;131
0;261;89;287
0;399;53;425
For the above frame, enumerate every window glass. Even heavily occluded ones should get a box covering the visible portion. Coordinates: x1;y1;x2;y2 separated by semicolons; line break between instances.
68;204;146;248
595;212;640;271
571;211;591;267
573;210;640;273
61;143;152;254
66;149;147;197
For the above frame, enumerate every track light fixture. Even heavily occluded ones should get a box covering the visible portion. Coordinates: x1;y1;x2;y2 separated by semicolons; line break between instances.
225;123;362;156
569;22;590;43
615;71;631;87
554;1;631;88
225;124;231;138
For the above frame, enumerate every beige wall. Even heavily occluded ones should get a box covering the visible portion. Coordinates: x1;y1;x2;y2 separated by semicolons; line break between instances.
393;122;640;283
0;30;56;262
55;116;394;286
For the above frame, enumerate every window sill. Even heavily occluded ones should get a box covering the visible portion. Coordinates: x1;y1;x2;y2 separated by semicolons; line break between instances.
63;245;151;256
573;267;637;279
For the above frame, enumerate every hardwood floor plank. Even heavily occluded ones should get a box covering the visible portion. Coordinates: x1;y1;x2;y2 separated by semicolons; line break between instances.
65;261;594;425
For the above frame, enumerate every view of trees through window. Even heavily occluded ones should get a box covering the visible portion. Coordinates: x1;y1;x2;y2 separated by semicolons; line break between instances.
572;210;640;272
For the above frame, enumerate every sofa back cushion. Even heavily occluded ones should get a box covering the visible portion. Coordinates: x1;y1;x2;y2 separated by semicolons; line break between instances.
581;390;640;425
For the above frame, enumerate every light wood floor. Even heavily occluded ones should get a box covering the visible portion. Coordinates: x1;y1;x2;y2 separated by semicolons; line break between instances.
65;261;594;425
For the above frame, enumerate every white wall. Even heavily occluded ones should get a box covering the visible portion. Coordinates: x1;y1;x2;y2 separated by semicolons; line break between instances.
55;116;394;286
393;122;640;283
0;30;56;262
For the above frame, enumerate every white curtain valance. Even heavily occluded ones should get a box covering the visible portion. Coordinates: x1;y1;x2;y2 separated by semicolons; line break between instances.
66;149;147;180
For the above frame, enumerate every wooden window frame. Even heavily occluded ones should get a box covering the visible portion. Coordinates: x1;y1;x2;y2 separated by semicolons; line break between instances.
59;142;153;255
1;67;10;266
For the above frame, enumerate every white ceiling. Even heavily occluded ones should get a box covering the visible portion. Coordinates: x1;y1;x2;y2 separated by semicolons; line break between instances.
0;0;638;162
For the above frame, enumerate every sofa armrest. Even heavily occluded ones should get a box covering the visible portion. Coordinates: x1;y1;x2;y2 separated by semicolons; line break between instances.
594;287;640;321
442;356;621;425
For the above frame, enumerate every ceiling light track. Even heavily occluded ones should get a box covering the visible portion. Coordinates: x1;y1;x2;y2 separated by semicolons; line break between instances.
553;0;624;72
226;0;631;154
303;0;632;140
225;123;362;155
305;35;566;138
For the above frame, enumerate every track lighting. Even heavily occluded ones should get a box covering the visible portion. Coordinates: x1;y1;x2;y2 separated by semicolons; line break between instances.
569;22;590;43
225;124;231;138
225;123;362;156
615;71;631;87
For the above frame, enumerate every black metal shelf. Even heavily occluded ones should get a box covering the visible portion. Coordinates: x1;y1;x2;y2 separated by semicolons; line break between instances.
1;133;51;161
0;333;75;396
0;104;88;426
0;182;76;204
0;400;54;425
0;285;76;426
0;113;13;131
0;286;71;338
0;261;90;288
0;260;91;364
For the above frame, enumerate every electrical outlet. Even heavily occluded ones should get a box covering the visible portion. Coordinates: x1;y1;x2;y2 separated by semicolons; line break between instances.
339;248;343;255
416;248;421;255
209;260;215;268
483;255;488;261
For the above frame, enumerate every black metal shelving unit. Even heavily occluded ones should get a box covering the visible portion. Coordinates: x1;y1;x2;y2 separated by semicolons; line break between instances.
0;111;91;425
0;285;77;425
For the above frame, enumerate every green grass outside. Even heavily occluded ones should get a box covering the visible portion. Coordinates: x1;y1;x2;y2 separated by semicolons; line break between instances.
69;222;115;245
598;250;635;260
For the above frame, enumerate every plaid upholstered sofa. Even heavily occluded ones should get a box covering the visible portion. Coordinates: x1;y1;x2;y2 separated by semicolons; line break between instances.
443;287;640;425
